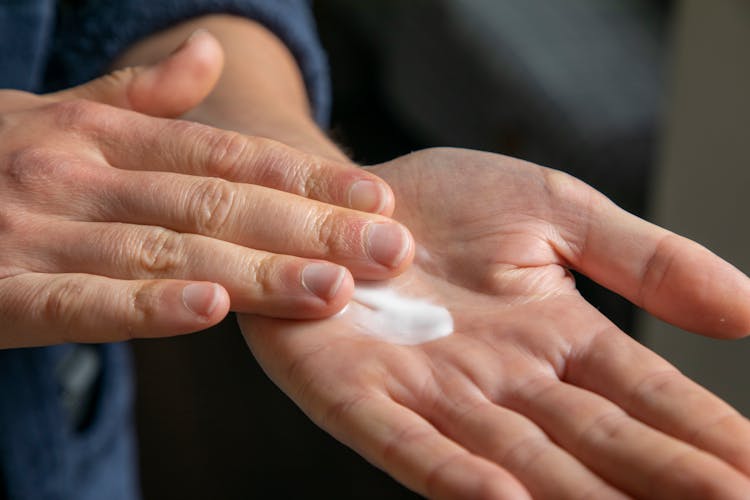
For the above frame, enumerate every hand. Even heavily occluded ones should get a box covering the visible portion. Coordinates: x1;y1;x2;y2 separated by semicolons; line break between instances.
240;148;750;499
0;31;414;349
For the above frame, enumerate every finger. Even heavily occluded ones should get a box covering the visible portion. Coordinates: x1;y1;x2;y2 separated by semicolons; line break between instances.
15;103;392;216
426;398;626;499
96;114;394;214
46;29;224;118
316;393;531;500
44;221;353;317
565;327;750;475
548;170;750;338
96;171;413;278
510;377;750;499
0;272;229;349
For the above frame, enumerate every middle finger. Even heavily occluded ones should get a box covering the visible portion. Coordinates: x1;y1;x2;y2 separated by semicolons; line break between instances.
96;169;414;279
92;111;395;214
43;220;353;317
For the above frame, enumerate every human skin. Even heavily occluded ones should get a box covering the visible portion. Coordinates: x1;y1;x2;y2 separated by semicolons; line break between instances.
0;29;415;349
241;149;750;499
118;15;750;499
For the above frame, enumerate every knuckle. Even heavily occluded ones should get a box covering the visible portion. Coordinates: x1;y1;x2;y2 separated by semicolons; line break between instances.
246;253;284;297
136;228;185;276
128;281;163;337
4;146;102;203
260;142;313;194
5;147;75;188
298;154;328;198
189;178;238;234
46;98;107;131
310;209;350;257
241;138;311;191
199;128;252;178
5;147;47;187
42;277;85;332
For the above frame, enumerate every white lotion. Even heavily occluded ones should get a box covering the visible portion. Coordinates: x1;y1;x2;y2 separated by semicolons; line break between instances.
347;283;454;345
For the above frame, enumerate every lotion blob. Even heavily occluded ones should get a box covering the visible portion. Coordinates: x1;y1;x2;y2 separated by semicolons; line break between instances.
347;283;454;345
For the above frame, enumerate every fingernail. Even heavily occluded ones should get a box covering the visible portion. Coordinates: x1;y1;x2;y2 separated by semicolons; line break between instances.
366;223;411;268
182;283;221;317
302;263;346;301
169;29;208;56
187;28;209;44
348;180;386;213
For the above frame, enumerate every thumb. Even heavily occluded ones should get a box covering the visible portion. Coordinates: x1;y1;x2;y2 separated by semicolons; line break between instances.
47;29;224;118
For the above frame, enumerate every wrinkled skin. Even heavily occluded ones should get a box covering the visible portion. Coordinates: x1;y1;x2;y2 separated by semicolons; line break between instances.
0;32;412;348
240;148;750;499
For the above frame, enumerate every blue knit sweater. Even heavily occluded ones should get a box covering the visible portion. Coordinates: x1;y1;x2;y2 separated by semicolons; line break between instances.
0;2;329;499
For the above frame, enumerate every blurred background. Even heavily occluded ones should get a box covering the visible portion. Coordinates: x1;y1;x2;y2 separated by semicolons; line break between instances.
132;1;750;498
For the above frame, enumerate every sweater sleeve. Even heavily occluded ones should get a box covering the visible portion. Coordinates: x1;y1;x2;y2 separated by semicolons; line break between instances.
45;0;331;126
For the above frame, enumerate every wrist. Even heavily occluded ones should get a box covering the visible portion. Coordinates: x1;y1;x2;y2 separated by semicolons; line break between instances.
114;14;350;162
185;102;349;163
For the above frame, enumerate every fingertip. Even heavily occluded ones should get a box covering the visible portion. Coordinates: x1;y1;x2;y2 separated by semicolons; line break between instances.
182;282;230;323
185;28;211;46
178;28;225;75
705;272;750;339
301;263;354;315
722;270;750;338
348;180;387;214
326;268;355;315
364;222;415;275
385;224;416;278
704;273;750;339
130;29;224;117
346;177;396;216
650;242;750;338
302;263;347;301
375;179;397;216
131;280;228;339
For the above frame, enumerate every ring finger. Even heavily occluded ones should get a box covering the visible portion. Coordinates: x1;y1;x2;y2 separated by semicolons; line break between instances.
93;111;395;214
94;169;414;279
40;220;354;317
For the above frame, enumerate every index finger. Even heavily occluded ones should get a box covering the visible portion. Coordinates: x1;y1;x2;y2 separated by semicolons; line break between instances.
85;105;394;215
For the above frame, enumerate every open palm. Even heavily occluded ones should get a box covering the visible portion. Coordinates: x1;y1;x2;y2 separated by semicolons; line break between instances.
239;148;750;499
